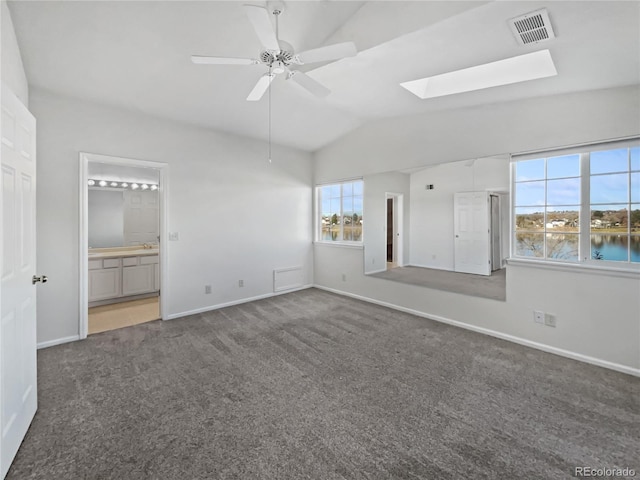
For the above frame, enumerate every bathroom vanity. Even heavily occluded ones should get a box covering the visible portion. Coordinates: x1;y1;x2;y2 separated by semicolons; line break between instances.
88;246;159;305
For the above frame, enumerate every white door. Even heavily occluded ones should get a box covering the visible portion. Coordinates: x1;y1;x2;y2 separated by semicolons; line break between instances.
123;190;159;246
454;191;490;276
1;85;38;479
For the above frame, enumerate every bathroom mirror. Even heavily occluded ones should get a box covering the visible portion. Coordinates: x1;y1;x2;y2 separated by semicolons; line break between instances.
363;155;510;299
87;162;160;248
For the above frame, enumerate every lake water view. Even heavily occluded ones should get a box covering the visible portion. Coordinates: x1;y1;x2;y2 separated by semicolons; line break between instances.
515;233;640;262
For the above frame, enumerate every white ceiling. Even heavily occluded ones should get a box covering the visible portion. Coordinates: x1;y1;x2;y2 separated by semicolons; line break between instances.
8;1;640;152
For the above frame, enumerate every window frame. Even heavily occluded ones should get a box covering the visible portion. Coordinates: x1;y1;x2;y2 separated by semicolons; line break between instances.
315;178;364;245
511;138;640;272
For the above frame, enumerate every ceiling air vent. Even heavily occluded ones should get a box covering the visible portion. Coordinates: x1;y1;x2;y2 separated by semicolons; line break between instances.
509;9;556;46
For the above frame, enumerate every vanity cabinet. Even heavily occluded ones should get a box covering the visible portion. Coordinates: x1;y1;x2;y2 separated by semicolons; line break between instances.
122;255;158;296
88;254;159;303
88;258;121;301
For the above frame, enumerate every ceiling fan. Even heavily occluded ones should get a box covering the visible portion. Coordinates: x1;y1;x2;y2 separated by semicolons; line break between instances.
191;3;357;101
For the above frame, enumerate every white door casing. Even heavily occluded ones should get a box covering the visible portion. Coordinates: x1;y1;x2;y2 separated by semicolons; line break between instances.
454;191;491;276
385;193;404;268
1;85;38;479
79;153;168;339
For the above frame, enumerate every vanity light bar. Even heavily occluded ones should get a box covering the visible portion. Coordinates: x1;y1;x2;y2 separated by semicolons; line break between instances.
87;179;159;190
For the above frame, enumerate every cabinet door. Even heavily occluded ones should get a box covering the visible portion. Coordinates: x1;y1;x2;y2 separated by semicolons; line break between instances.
122;264;154;296
89;268;121;301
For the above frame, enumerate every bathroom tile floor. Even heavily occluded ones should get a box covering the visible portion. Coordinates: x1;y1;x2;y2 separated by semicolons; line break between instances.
88;297;160;334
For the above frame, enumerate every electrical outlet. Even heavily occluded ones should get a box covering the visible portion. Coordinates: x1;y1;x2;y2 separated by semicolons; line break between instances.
341;274;347;282
204;285;212;294
544;313;557;328
169;232;179;241
238;279;244;287
534;310;544;324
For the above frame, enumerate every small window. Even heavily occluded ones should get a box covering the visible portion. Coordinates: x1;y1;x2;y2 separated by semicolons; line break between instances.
317;180;363;243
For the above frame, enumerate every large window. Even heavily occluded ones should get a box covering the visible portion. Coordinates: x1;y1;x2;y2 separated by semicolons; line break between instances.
317;180;363;243
512;139;639;267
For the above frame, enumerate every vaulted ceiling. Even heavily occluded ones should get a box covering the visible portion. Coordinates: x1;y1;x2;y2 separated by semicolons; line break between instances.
9;1;640;151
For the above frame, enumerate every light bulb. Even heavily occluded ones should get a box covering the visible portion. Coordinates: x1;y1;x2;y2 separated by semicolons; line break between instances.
150;185;158;191
110;182;118;187
121;182;128;188
98;180;107;187
88;179;95;186
131;183;139;190
141;184;149;190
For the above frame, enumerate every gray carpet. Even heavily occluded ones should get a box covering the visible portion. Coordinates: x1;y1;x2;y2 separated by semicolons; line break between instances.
370;266;507;301
8;288;638;479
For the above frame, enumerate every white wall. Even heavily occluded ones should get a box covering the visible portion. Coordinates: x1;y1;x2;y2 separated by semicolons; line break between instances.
88;189;124;247
32;88;313;345
315;86;640;182
362;171;410;274
409;157;509;270
313;85;640;374
1;1;28;105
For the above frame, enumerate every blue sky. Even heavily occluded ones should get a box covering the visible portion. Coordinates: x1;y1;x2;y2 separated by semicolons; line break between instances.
516;148;639;206
320;181;363;216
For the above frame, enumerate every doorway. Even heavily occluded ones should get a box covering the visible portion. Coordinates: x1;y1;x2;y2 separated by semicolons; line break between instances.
385;193;404;269
79;153;168;338
490;194;501;271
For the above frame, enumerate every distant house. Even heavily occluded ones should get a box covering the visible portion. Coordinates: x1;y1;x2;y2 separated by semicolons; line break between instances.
591;219;612;228
546;220;566;228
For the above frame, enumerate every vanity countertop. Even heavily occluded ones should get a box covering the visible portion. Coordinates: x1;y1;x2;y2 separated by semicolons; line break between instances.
89;246;159;259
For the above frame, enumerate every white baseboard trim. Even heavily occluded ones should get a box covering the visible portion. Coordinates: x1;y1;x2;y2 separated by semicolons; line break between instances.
313;285;640;378
37;335;80;350
364;267;387;275
166;284;313;320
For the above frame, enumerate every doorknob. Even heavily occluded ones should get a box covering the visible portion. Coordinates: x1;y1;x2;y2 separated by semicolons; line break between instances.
32;275;48;285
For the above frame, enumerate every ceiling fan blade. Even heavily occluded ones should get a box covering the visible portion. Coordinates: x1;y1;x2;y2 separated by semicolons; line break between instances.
191;55;258;65
247;73;275;101
288;71;330;98
295;42;357;65
243;4;280;51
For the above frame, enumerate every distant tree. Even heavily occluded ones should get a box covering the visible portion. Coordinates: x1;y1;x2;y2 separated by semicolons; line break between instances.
331;213;338;225
353;213;359;225
631;209;640;226
592;210;604;219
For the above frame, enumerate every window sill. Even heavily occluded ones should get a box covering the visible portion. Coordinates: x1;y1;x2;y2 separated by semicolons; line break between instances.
507;257;640;279
314;241;364;250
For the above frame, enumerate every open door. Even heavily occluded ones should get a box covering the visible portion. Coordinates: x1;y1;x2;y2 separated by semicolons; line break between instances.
454;191;490;275
1;85;39;478
385;193;403;269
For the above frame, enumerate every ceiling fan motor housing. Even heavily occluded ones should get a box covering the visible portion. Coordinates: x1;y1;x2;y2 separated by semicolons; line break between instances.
259;40;295;70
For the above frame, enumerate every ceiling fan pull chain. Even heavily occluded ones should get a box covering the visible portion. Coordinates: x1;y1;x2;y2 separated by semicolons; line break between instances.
268;66;272;164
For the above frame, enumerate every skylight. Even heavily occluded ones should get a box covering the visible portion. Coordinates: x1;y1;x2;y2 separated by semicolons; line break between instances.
400;49;557;99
